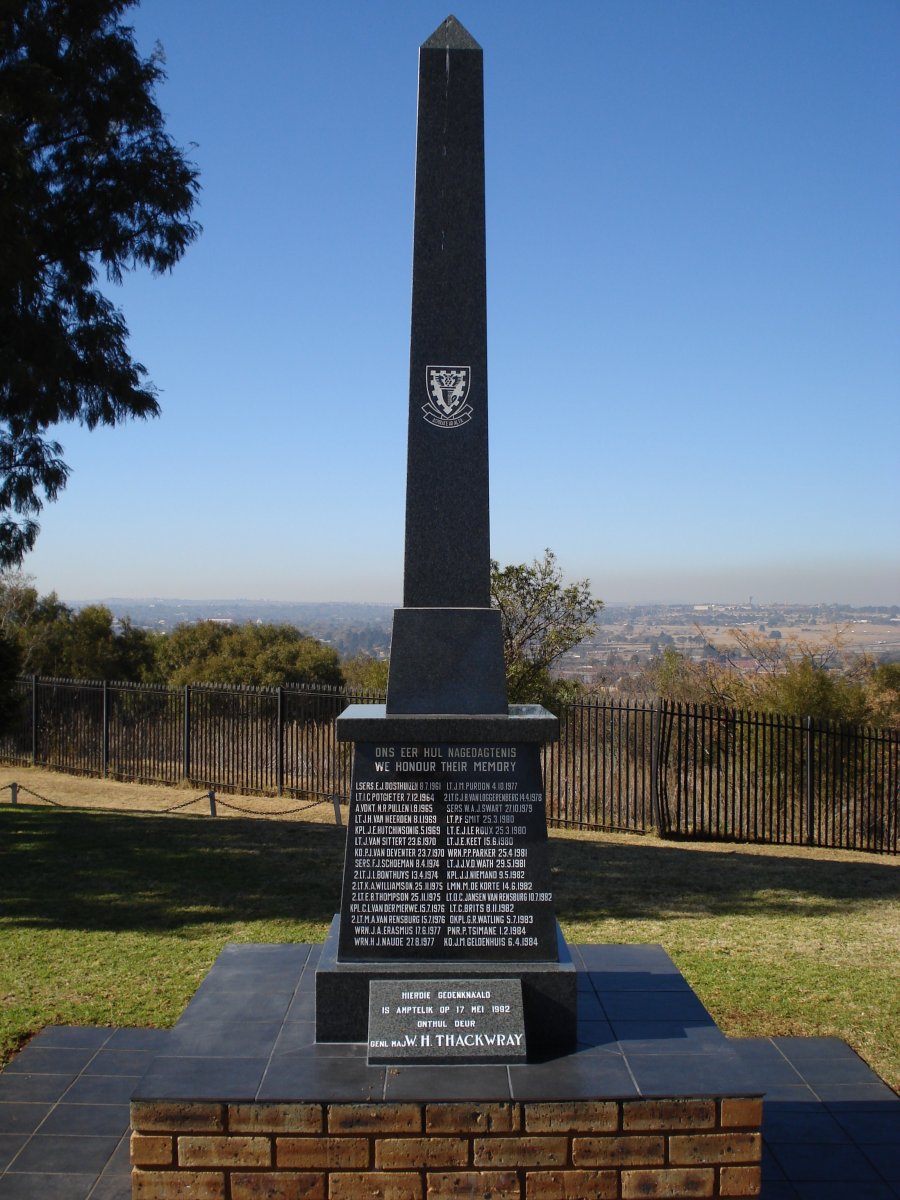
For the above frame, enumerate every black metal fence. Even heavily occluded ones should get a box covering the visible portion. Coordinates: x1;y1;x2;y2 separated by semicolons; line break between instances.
0;677;370;802
1;677;897;854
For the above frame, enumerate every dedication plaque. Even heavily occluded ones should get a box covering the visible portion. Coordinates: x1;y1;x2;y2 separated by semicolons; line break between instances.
368;977;526;1064
338;742;558;962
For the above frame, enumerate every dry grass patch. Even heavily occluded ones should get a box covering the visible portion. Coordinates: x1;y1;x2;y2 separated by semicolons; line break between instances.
0;765;342;823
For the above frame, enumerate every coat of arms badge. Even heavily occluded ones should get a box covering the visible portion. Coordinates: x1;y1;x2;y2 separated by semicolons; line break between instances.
423;366;473;428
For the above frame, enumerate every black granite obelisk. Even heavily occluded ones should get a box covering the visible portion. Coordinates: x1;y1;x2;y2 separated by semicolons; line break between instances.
317;16;576;1057
387;15;506;716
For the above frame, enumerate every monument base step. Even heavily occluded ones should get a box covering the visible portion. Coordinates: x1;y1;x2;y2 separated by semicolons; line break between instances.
316;914;578;1055
131;1095;762;1199
130;941;763;1199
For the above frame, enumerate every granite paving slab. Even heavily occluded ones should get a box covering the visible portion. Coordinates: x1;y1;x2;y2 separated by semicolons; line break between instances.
0;946;896;1198
0;1026;157;1200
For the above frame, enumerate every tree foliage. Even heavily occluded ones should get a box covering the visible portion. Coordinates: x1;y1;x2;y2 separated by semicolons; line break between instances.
155;621;345;689
341;653;389;693
0;571;155;679
0;575;344;689
865;662;900;727
0;624;22;732
632;629;900;728
0;0;200;564
490;549;602;707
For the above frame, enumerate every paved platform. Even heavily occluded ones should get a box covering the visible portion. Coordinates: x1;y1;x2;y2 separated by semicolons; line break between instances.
0;943;897;1198
134;942;758;1103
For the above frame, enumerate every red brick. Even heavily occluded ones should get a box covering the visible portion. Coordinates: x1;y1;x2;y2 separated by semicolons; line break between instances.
622;1100;716;1131
426;1103;519;1133
329;1173;422;1200
328;1103;421;1133
231;1173;325;1200
572;1135;664;1167
669;1132;761;1166
277;1135;368;1169
376;1137;469;1169
622;1168;714;1197
525;1102;618;1134
229;1102;323;1133
131;1101;225;1133
133;1170;225;1199
720;1164;762;1196
473;1135;567;1168
427;1172;519;1200
719;1099;763;1130
130;1132;173;1166
525;1169;617;1199
178;1135;270;1168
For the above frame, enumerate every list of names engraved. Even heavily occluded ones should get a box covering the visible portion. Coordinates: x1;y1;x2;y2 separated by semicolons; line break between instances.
338;742;558;962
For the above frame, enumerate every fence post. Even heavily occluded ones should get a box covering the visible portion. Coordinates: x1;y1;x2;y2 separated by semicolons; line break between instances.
182;685;191;782
208;788;217;817
805;715;814;847
332;794;343;826
31;675;37;766
10;782;17;806
650;701;663;834
101;681;110;779
276;686;284;797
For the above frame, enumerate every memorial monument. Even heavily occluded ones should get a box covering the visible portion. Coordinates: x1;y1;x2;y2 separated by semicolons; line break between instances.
315;13;576;1059
130;21;764;1197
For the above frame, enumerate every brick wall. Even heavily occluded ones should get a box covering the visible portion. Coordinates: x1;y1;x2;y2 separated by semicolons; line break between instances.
131;1096;762;1199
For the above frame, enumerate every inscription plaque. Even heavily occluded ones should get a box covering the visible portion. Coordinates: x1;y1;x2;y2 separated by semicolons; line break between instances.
338;742;558;962
368;977;526;1064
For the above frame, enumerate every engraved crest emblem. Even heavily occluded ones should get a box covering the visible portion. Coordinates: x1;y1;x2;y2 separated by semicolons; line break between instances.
423;366;473;429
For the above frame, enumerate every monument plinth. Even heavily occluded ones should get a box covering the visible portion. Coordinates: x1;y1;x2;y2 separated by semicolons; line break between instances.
316;14;576;1057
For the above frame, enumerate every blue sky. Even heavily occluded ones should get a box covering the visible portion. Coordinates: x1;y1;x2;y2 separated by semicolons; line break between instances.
23;0;899;606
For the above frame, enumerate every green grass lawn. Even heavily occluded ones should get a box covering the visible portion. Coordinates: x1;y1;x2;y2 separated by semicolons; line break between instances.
1;804;897;1091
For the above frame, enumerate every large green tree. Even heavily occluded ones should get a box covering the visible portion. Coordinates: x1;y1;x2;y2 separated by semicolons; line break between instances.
156;622;345;690
490;549;601;707
0;0;200;565
0;571;156;679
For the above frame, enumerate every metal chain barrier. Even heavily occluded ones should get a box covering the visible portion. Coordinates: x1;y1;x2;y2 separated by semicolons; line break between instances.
0;780;343;824
0;780;213;813
160;793;215;813
212;795;335;818
1;781;63;807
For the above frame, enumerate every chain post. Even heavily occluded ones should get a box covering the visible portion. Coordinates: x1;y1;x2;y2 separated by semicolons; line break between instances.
208;788;217;817
10;782;17;806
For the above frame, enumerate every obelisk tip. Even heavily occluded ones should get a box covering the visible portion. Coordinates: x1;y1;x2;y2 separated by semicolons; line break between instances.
421;15;481;51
